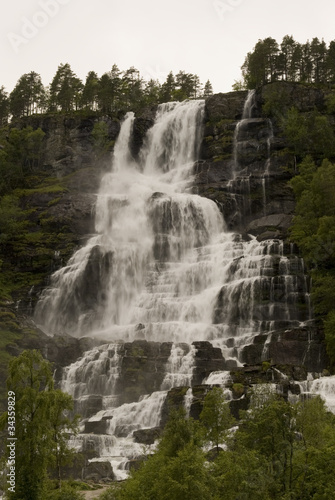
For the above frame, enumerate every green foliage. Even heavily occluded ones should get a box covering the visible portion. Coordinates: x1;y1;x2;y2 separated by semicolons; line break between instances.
4;65;213;120
0;86;9;124
283;108;335;159
262;82;292;119
242;37;279;88
289;157;335;266
111;409;212;500
241;35;335;88
46;484;85;500
92;121;114;153
231;79;246;91
0;350;79;499
289;156;335;365
200;387;235;451
0;195;30;247
326;92;335;114
232;382;245;397
211;447;274;499
324;310;335;366
0;125;45;195
103;391;335;500
49;63;83;112
9;72;45;118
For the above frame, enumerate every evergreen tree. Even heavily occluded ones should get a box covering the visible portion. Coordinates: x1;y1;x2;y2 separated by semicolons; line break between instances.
327;40;335;83
310;37;328;84
0;86;9;124
241;37;279;88
143;79;161;106
160;71;176;102
241;36;335;87
49;63;83;112
9;72;45;117
279;35;298;81
300;41;313;83
121;67;143;109
81;71;99;110
203;79;213;97
97;65;122;113
173;71;196;100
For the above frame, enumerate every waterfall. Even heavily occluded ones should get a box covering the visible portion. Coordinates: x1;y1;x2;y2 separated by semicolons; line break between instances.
161;344;196;390
36;95;312;368
34;97;316;476
231;89;274;218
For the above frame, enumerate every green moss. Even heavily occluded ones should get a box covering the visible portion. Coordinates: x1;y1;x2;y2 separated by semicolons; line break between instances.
262;361;271;372
130;347;146;357
232;383;245;398
48;197;61;207
15;183;67;196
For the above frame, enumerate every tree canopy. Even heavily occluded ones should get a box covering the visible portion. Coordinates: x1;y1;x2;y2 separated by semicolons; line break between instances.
0;350;79;499
100;391;335;500
289;156;335;366
1;65;214;120
242;36;335;88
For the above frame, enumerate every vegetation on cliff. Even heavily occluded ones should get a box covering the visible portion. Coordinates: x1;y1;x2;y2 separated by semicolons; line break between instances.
0;64;213;123
101;388;335;500
241;36;335;89
289;156;335;366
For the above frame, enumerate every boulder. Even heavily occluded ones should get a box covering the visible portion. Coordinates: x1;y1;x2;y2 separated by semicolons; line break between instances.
247;214;293;237
133;427;161;445
205;91;248;121
83;461;114;481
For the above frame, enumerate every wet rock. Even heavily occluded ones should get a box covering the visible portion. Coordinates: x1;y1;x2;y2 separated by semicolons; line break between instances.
75;395;104;419
117;341;172;404
133;427;161;445
160;386;190;426
192;341;226;385
84;419;108;434
247;213;293;238
205;91;248;121
83;461;114;481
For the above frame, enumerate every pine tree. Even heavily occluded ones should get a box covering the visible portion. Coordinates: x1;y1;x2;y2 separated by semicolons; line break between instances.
0;86;9;124
49;63;83;112
9;72;45;117
203;80;213;97
82;71;99;110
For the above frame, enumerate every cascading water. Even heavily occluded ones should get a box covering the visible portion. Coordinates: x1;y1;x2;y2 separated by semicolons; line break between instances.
230;89;275;217
35;97;317;478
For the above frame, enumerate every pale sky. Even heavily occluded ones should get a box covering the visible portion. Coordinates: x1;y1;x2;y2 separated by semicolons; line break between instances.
1;0;335;94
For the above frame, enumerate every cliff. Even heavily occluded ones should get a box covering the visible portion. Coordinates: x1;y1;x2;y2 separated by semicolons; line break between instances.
0;82;333;478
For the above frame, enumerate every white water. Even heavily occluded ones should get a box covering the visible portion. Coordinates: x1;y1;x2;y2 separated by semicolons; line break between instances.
35;98;315;475
70;390;167;480
161;344;196;390
288;375;335;414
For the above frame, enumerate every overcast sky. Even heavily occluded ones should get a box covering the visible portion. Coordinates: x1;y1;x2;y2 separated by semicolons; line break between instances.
1;0;335;94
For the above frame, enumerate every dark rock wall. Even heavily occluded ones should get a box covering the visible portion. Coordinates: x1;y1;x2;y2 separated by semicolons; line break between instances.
3;83;332;418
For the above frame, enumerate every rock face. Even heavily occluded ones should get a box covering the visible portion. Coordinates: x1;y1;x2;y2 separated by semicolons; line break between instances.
3;83;334;480
21;114;120;177
116;341;173;404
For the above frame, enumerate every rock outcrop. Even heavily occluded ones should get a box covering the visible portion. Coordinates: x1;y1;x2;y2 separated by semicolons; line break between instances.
1;83;334;481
